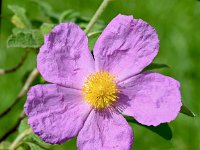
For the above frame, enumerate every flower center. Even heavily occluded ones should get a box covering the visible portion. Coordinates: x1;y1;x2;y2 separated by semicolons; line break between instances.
82;72;119;110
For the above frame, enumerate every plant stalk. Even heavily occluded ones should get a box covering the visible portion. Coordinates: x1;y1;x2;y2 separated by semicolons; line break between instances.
9;128;32;150
84;0;111;34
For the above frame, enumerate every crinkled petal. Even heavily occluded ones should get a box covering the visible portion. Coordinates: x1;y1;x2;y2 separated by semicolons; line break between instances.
37;23;95;89
94;14;159;81
24;84;91;144
118;72;182;126
77;110;133;150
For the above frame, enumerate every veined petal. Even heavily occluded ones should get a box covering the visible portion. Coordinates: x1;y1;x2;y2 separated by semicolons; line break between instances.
24;84;91;144
118;72;182;126
94;14;159;81
37;23;95;89
77;110;133;150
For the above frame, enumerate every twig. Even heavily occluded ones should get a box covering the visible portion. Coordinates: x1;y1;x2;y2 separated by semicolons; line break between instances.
0;111;26;142
84;0;111;34
0;49;30;75
9;127;32;150
0;68;39;118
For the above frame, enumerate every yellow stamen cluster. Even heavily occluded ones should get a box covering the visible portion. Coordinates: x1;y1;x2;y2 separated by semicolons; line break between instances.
82;72;119;110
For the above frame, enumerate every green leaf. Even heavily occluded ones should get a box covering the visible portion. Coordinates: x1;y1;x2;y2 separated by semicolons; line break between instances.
16;146;25;150
88;31;102;51
0;141;11;149
90;21;105;32
25;142;46;150
59;10;80;23
12;28;32;34
30;0;59;22
32;30;44;46
11;15;26;28
24;134;52;149
8;5;31;28
76;16;90;24
180;104;195;117
31;20;44;28
18;117;29;133
40;23;55;35
78;18;105;31
7;29;43;48
125;116;173;140
143;63;170;71
79;22;88;29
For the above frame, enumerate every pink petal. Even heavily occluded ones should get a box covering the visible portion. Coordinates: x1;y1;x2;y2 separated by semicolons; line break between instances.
118;72;182;126
77;110;133;150
24;84;91;144
37;23;95;89
94;14;159;81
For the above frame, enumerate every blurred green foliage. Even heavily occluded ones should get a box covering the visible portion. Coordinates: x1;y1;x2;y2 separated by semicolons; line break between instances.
0;0;200;149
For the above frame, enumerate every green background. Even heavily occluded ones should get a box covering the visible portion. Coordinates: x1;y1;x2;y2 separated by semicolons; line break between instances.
0;0;200;149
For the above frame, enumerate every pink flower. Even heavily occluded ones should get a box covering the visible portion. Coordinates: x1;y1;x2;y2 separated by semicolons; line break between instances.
24;14;182;149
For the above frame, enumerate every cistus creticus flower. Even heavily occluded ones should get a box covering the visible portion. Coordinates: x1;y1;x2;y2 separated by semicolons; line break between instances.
24;14;182;150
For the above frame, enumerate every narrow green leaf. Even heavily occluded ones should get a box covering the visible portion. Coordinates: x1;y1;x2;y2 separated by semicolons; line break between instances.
0;141;11;149
31;20;44;28
40;23;55;35
180;104;195;117
79;22;88;29
18;117;29;133
16;146;24;150
59;10;79;23
8;5;31;28
76;16;90;23
125;116;173;140
143;63;170;71
78;18;105;30
7;30;43;48
11;15;26;28
91;21;105;32
88;31;102;51
12;28;32;34
24;134;52;149
25;142;46;150
30;0;59;22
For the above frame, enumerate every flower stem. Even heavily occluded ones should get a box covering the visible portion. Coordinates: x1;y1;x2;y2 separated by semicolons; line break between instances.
9;128;32;150
84;0;111;34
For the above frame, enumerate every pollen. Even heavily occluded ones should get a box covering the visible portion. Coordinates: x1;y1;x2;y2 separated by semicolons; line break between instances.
82;71;119;110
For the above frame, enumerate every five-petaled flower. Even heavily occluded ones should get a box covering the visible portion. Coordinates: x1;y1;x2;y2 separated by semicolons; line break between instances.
24;14;182;150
